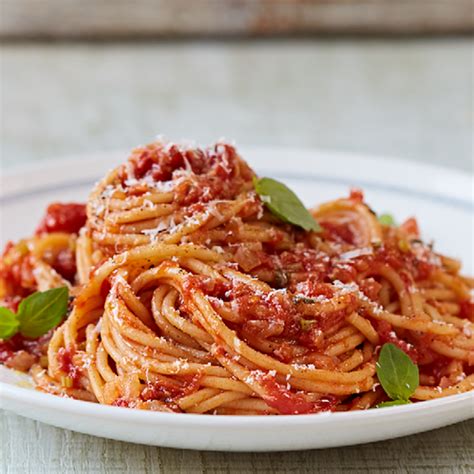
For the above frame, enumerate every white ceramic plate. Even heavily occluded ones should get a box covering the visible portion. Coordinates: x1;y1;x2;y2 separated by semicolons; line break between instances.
0;147;473;451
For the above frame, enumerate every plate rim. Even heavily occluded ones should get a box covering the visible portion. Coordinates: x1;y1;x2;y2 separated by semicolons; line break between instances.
1;373;473;427
0;146;473;447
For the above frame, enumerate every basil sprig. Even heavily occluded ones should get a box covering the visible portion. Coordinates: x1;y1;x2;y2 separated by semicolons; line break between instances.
0;287;69;340
253;177;321;232
376;343;419;408
378;213;396;226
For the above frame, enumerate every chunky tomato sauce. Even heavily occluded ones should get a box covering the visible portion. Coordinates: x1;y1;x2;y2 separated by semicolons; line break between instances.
112;375;202;410
1;203;81;290
36;202;86;235
400;217;420;237
255;372;336;414
0;332;51;366
57;347;82;388
179;213;444;368
349;188;364;202
375;320;418;362
238;227;438;304
0;248;36;298
121;143;255;206
51;248;77;282
459;300;474;320
320;221;357;245
142;374;202;404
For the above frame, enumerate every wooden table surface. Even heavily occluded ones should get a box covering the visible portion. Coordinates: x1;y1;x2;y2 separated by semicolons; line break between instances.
2;0;473;38
1;38;473;473
2;412;473;473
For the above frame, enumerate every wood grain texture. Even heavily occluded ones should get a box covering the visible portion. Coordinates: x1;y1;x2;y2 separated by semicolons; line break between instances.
1;0;473;39
1;40;472;173
1;411;473;473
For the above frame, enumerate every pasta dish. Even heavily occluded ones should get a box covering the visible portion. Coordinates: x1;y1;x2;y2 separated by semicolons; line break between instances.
0;140;472;415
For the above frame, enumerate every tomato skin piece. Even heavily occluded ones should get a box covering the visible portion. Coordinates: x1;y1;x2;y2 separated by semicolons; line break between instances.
35;203;86;235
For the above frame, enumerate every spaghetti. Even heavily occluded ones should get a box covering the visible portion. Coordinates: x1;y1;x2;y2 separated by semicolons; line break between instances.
1;140;473;414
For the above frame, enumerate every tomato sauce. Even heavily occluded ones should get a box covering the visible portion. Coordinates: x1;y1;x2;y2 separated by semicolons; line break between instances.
57;347;82;388
419;356;454;382
375;320;418;362
255;372;336;414
0;295;21;312
349;188;364;203
99;278;112;300
36;202;86;235
320;221;356;245
459;300;474;320
0;253;36;298
400;217;420;237
51;248;77;282
141;374;202;404
120;143;255;206
358;278;382;301
183;273;231;300
0;332;51;364
112;398;132;408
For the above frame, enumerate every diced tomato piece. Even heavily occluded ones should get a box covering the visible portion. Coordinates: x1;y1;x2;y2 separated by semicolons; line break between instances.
36;203;86;235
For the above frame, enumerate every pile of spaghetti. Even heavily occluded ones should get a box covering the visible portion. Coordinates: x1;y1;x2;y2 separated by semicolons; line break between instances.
1;140;473;415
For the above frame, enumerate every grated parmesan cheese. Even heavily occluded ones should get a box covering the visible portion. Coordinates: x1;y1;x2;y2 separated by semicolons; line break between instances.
340;247;373;260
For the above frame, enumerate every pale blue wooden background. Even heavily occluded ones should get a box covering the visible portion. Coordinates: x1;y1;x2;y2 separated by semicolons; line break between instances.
1;39;472;172
1;38;473;473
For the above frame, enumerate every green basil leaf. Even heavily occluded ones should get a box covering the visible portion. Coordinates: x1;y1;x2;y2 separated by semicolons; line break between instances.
17;287;69;338
378;213;396;226
376;400;412;409
376;343;419;401
254;177;321;232
0;307;20;340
